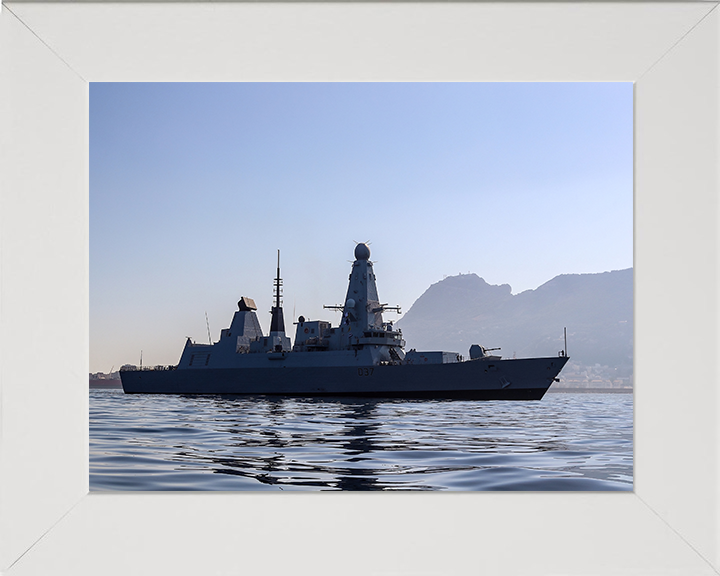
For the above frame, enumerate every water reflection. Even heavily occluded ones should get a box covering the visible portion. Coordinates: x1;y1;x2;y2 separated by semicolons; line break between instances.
192;398;389;489
90;391;633;491
327;400;383;490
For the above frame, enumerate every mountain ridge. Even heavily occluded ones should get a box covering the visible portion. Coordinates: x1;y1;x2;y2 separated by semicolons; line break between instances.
395;268;633;386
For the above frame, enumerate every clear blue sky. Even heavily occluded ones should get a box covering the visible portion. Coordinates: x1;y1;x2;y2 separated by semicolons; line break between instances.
90;82;632;373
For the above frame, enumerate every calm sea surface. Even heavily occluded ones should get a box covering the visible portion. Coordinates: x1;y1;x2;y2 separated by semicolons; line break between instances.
90;389;633;491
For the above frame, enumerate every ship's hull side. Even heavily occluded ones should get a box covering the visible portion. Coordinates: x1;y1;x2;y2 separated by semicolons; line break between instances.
121;356;569;400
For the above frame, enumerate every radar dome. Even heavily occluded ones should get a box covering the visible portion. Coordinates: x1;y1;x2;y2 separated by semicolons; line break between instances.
354;243;370;261
346;298;355;309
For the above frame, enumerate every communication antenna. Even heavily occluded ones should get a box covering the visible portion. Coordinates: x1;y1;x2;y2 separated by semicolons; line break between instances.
205;311;212;344
140;350;143;369
269;250;286;334
564;327;568;356
273;249;282;309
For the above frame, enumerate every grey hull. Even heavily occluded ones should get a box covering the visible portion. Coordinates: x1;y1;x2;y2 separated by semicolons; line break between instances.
121;356;569;400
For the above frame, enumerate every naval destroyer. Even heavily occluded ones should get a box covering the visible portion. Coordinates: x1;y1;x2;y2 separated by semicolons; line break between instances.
120;243;569;399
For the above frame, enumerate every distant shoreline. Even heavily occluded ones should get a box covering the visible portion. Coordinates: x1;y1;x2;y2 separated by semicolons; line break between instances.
89;379;122;389
548;387;632;394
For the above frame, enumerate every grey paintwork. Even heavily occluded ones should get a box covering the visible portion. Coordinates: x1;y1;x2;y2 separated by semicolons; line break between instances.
121;243;569;398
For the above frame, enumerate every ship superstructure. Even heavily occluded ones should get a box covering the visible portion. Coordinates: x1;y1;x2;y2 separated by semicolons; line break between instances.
121;243;569;399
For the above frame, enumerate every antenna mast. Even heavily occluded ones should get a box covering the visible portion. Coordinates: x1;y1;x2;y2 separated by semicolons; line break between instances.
274;249;282;310
269;250;286;334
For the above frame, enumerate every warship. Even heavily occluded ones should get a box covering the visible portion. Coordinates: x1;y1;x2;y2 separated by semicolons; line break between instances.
120;243;569;399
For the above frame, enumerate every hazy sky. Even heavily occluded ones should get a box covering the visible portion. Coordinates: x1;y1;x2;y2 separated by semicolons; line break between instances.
90;82;632;373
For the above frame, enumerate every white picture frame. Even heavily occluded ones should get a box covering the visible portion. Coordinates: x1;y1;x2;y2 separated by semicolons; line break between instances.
1;2;718;575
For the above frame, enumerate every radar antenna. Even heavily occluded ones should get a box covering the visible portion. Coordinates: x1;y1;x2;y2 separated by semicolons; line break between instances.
371;303;402;314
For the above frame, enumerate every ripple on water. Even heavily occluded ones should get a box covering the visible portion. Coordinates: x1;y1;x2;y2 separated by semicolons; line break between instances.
90;390;633;491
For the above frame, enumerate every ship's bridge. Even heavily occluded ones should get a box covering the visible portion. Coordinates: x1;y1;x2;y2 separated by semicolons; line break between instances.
357;329;404;348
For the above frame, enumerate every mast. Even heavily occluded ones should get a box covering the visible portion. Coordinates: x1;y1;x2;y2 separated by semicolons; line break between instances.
274;250;281;310
269;249;285;334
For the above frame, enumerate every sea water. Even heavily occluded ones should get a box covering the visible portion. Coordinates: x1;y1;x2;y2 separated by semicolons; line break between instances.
90;389;633;491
